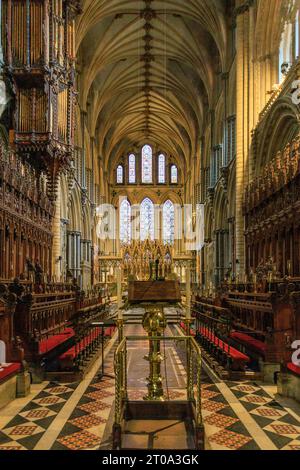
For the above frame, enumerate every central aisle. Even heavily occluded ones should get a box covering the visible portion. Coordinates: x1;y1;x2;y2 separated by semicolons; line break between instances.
0;323;300;450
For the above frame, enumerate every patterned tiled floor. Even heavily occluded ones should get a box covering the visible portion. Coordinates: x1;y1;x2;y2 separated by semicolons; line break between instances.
0;324;300;450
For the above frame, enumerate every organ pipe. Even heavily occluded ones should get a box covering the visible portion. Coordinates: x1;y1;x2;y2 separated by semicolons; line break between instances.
1;1;76;68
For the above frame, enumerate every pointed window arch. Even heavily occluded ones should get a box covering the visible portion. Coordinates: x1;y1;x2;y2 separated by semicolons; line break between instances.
117;165;123;184
158;154;165;183
120;199;131;244
140;198;154;240
163;200;175;245
128;154;136;183
142;145;153;183
171;165;178;184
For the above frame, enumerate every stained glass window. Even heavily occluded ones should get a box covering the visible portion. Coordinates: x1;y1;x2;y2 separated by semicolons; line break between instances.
158;154;165;183
128;154;136;183
117;165;123;184
163;200;175;245
140;198;154;240
171;165;178;184
120;199;131;244
142;145;153;183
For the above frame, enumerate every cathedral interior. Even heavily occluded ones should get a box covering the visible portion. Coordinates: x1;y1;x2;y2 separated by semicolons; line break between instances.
1;0;300;453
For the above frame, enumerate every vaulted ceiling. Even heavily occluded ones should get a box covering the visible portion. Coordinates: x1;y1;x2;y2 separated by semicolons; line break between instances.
76;0;228;174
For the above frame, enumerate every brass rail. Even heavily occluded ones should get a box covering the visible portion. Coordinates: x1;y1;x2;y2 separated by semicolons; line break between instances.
114;335;203;429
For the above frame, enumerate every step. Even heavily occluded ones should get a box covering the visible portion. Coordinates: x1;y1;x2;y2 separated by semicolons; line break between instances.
122;419;195;450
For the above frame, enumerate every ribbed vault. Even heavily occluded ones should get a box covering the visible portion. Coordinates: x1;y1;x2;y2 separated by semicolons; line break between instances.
77;0;228;176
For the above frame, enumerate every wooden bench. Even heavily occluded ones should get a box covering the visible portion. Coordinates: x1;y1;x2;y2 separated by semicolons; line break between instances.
58;326;116;371
197;326;250;371
230;331;266;358
287;362;300;376
0;363;21;383
180;321;196;336
38;328;75;355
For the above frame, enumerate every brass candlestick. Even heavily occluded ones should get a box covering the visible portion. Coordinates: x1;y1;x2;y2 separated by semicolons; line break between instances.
142;306;167;401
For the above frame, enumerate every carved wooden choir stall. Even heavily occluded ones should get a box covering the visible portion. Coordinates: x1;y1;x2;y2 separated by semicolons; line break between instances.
192;137;300;394
0;1;116;403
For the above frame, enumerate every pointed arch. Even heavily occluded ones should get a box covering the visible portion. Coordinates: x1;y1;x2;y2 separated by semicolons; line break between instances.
120;199;131;244
128;153;136;183
171;164;178;184
140;197;154;241
142;145;153;183
163;200;175;245
158;153;166;183
117;164;124;184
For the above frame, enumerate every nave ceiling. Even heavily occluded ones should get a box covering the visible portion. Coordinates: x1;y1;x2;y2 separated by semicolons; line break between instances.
76;0;228;177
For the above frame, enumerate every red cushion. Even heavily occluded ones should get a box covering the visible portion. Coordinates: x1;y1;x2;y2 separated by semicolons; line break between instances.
230;332;266;356
287;362;300;376
198;326;249;362
0;363;21;383
39;328;75;355
59;327;104;361
180;322;196;336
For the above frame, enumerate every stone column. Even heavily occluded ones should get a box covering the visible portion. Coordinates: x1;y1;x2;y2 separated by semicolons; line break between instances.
235;3;251;272
81;111;87;189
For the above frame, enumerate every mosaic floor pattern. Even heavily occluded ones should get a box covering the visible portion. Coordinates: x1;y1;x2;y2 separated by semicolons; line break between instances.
0;324;300;450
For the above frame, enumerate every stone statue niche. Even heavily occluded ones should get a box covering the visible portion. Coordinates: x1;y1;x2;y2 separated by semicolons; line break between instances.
122;240;173;281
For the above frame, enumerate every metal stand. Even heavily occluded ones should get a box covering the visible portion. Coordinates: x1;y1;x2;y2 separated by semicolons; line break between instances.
92;322;115;381
142;306;167;401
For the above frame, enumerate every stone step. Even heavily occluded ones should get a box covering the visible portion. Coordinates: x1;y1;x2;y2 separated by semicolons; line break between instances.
122;419;195;450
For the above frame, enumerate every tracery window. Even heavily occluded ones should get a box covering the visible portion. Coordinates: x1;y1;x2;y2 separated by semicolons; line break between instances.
142;145;153;183
163;200;175;245
117;165;123;184
120;199;131;244
140;198;154;241
158;154;166;183
171;165;178;184
128;154;136;184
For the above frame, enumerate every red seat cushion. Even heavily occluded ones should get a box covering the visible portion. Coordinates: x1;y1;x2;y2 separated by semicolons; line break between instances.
230;332;266;356
180;322;196;336
59;327;105;362
39;328;75;355
198;326;249;362
287;362;300;376
0;363;21;383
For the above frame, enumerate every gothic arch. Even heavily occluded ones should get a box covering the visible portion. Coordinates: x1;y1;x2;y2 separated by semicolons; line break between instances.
254;97;300;173
68;187;83;233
